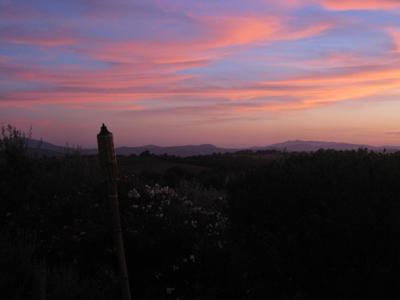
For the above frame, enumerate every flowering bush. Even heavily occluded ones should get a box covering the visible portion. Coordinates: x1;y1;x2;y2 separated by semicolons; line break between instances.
121;182;229;299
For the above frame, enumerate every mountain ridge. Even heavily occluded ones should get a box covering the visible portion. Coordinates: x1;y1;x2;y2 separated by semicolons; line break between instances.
26;138;400;157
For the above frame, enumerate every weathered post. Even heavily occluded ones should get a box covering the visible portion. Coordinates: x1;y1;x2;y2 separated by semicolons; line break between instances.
34;261;46;300
97;124;132;300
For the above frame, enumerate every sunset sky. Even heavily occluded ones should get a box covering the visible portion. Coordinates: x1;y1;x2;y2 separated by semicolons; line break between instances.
2;0;400;147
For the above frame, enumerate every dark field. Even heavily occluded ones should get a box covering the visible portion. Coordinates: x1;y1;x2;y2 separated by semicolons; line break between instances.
2;127;400;299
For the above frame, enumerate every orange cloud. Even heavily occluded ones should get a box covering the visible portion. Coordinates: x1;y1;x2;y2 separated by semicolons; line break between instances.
249;65;400;111
4;61;400;115
202;16;281;47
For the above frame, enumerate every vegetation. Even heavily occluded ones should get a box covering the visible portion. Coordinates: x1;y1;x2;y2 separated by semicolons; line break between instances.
2;125;400;299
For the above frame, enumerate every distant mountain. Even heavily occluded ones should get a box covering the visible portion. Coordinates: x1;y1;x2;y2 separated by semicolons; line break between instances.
26;138;400;157
114;144;237;157
256;140;399;152
27;139;70;157
26;139;237;157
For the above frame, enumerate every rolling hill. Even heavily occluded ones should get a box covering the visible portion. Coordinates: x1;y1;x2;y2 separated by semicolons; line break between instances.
26;139;400;157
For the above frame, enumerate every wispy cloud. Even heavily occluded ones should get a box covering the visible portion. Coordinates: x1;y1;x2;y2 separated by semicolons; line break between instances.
387;29;400;53
286;0;400;10
2;0;400;145
317;0;400;11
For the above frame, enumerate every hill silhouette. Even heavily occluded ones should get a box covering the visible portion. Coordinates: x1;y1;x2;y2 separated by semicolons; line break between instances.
27;138;400;157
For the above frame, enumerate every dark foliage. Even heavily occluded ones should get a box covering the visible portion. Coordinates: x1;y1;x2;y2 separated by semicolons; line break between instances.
0;126;229;299
2;125;400;299
228;150;400;299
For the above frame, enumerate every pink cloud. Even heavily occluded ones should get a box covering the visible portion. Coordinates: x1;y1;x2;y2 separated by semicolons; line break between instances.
387;29;400;52
2;5;393;116
201;16;282;47
82;14;335;86
3;59;400;116
1;36;77;47
318;0;400;10
283;0;400;10
86;16;283;65
0;27;78;47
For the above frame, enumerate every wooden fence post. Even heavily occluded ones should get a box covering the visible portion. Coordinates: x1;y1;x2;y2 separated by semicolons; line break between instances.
97;124;132;300
34;261;46;300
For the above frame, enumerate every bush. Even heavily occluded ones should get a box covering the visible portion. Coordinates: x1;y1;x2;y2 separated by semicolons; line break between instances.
228;150;400;299
0;125;32;217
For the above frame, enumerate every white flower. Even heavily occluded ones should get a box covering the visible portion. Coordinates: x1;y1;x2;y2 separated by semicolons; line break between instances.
128;189;141;199
183;200;193;206
191;220;197;228
218;241;223;249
